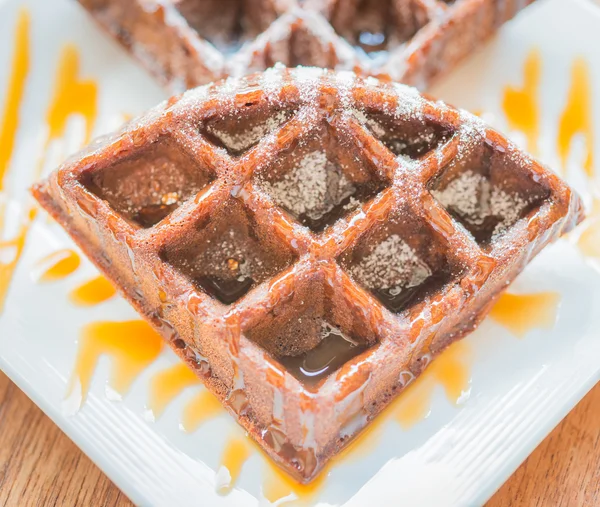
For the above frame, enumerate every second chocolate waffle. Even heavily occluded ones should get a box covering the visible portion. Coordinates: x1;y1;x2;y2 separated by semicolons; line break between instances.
77;0;536;92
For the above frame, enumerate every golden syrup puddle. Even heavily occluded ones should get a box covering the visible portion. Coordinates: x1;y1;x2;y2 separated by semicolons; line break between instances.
69;274;117;306
578;198;600;258
66;320;163;408
502;49;541;155
33;249;80;282
0;9;31;312
489;291;561;338
558;58;594;177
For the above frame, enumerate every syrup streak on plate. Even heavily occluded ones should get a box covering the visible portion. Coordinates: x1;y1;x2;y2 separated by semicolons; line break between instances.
65;320;163;410
45;44;98;146
69;274;117;306
0;8;29;189
32;248;80;282
501;50;598;261
262;458;327;505
558;58;594;177
181;388;224;433
489;291;561;338
502;49;595;179
217;436;254;493
395;341;472;429
0;208;35;312
147;362;201;419
502;48;540;155
0;8;31;312
0;9;98;313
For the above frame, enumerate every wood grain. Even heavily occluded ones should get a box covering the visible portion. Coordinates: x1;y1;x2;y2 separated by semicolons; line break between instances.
0;371;597;506
487;381;600;507
0;372;132;507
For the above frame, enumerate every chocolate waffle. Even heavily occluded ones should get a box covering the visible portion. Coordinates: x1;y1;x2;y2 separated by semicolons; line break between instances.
33;68;583;483
77;0;537;92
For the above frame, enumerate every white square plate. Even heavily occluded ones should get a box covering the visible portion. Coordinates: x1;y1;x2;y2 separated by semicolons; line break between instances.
0;0;599;505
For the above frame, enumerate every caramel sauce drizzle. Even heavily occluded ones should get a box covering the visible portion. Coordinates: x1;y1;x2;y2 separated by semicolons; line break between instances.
0;29;98;312
0;9;31;312
139;360;225;431
0;208;35;312
502;49;541;155
148;362;201;419
45;44;98;146
66;320;163;408
181;389;224;433
490;291;561;338
262;459;327;504
218;437;253;493
33;249;80;282
0;8;30;190
69;275;116;306
395;341;471;429
558;58;594;177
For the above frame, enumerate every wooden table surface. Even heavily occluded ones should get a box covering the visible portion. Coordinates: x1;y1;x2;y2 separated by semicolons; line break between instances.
0;372;598;506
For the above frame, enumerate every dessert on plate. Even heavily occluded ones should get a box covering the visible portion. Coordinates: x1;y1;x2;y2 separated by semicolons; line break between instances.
33;67;583;482
76;0;537;91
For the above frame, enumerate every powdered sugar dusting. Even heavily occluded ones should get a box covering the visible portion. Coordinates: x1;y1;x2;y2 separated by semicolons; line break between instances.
431;170;530;238
393;82;425;120
336;71;357;110
489;188;529;235
215;76;242;106
364;76;381;88
261;150;357;220
168;82;212;116
350;234;432;292
293;66;325;104
432;171;485;221
352;108;387;138
260;64;285;103
207;110;289;153
455;113;487;161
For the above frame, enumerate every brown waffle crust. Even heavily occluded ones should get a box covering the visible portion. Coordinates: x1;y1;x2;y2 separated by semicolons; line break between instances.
33;68;583;483
77;0;537;92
